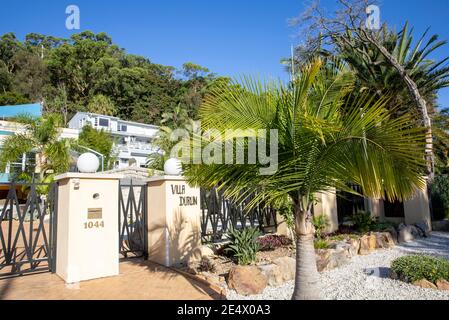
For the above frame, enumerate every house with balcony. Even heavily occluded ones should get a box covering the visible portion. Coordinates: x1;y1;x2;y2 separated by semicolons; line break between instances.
0;103;80;185
68;112;159;169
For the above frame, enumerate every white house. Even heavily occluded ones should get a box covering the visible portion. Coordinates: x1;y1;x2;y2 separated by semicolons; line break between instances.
68;112;159;169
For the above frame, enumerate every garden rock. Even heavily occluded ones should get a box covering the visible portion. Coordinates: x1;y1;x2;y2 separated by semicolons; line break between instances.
316;249;331;272
375;232;396;249
315;249;350;272
187;245;215;265
359;235;376;255
227;266;267;295
436;279;449;291
328;249;350;270
347;238;361;256
385;227;398;244
412;279;437;290
415;220;431;237
257;264;283;287
398;226;415;243
272;257;296;282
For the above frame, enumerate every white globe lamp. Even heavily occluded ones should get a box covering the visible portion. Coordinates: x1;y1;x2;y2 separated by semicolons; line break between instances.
164;158;182;176
77;152;100;173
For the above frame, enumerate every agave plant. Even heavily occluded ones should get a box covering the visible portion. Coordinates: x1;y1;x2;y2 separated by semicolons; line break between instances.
184;59;426;299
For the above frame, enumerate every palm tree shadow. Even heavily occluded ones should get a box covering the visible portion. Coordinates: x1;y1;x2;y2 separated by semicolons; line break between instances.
124;208;225;300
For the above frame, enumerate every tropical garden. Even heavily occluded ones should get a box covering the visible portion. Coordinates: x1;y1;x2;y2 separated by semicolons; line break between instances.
1;0;449;301
181;0;449;300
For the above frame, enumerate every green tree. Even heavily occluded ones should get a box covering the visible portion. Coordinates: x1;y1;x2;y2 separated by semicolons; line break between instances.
183;59;426;299
87;94;117;116
78;124;115;170
0;113;74;182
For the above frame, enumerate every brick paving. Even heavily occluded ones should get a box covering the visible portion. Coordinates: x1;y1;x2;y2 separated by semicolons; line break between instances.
0;259;223;300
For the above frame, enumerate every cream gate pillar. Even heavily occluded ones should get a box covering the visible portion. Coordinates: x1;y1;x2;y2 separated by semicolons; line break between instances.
54;173;122;283
147;176;201;267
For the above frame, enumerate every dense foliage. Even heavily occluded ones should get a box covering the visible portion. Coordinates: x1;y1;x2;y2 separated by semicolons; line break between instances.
0;31;225;125
430;175;449;220
78;125;115;170
225;227;261;265
391;255;449;284
312;214;331;239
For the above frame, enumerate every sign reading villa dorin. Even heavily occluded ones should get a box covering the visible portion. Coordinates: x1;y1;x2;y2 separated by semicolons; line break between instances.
171;184;198;206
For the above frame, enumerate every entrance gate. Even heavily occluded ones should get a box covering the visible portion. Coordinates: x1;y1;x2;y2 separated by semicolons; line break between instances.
118;182;148;259
0;182;57;278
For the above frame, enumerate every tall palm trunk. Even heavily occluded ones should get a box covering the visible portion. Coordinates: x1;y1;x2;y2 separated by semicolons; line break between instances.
291;200;321;300
359;29;434;178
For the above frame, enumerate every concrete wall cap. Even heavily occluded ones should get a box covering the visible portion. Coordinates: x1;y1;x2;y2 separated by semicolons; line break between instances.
54;173;124;181
147;175;188;183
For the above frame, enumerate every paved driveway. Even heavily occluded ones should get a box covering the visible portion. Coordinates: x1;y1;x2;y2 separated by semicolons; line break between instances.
0;259;223;300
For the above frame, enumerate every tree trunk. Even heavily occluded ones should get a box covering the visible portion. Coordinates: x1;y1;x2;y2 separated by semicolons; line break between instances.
291;201;321;300
360;30;434;178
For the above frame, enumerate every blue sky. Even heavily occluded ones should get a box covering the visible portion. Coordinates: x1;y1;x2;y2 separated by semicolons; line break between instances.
1;0;448;107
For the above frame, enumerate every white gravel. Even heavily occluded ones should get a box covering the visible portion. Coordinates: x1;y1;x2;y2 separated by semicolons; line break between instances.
226;232;449;300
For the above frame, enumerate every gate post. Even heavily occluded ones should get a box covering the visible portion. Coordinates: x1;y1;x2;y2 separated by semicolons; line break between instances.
54;173;122;283
147;176;201;267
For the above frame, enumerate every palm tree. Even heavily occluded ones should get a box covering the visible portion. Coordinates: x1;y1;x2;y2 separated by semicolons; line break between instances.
183;59;426;300
335;23;449;175
0;113;74;183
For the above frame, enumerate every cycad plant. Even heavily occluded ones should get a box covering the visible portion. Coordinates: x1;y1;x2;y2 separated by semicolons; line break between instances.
184;59;426;299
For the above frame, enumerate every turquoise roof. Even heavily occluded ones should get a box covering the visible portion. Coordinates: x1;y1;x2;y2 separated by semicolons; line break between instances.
0;103;42;119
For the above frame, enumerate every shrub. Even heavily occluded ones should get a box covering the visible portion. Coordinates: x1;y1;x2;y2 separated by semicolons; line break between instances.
352;211;375;233
225;227;261;265
370;221;396;232
431;175;449;220
257;234;293;251
313;214;331;239
391;255;449;284
314;239;330;249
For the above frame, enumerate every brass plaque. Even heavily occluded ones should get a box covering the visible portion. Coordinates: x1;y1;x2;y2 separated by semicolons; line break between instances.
87;208;103;220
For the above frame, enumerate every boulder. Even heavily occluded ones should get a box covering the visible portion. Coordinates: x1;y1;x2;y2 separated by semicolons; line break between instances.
412;279;437;290
436;279;449;291
359;234;376;255
315;249;350;271
415;220;431;237
187;245;215;265
227;266;267;295
347;238;361;257
257;264;283;287
272;257;296;282
374;232;396;249
398;226;415;243
316;249;331;272
410;225;421;238
327;249;350;270
385;227;398;244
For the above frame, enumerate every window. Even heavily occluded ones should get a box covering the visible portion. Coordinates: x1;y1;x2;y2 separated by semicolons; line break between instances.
118;124;127;132
384;200;405;218
99;118;109;127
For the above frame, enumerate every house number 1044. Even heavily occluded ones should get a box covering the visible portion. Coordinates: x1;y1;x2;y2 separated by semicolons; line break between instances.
84;221;105;229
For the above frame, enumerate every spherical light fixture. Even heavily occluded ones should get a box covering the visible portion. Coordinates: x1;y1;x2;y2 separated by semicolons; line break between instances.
77;153;100;173
164;158;182;176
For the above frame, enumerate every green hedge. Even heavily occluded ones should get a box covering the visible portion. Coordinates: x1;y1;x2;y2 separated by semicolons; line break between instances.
391;255;449;283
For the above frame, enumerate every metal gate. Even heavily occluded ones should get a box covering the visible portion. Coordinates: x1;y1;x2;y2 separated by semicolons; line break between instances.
0;182;57;278
119;182;148;259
